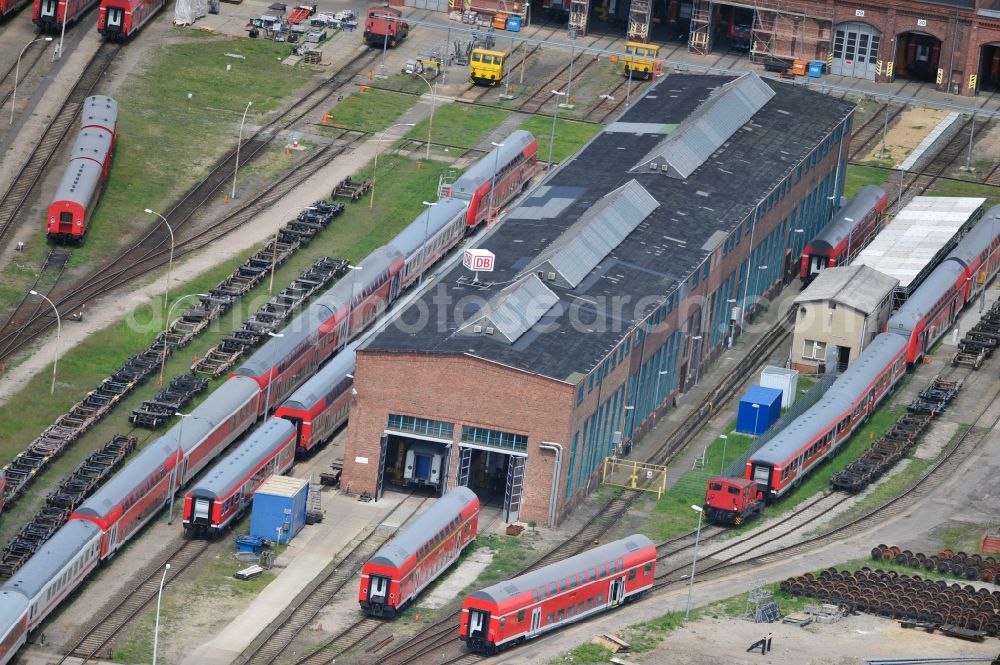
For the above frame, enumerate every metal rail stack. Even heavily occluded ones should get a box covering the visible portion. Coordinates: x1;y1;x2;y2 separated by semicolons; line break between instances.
0;201;345;511
907;377;961;415
0;435;135;577
192;256;347;378
129;375;209;429
953;300;1000;370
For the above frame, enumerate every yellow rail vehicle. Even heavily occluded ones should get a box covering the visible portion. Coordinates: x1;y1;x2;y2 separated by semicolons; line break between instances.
469;48;507;86
624;41;660;80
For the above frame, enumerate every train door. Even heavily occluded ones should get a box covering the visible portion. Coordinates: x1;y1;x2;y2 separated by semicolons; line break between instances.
105;6;123;27
609;577;626;607
368;574;390;605
831;22;881;81
467;608;490;641
529;607;542;635
39;0;56;18
750;463;771;494
107;523;118;554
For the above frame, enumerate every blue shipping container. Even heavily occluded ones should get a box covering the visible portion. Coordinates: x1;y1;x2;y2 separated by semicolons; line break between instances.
250;475;309;544
507;15;521;31
736;386;782;436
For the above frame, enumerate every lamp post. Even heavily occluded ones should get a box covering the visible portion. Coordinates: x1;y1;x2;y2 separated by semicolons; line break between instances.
690;334;703;386
752;265;768;316
263;332;283;415
55;5;67;61
157;293;209;386
726;297;737;348
152;563;171;665
655;369;669;409
418;201;435;287
144;208;175;314
718;434;729;473
369;123;416;210
486;141;504;226
414;73;436;161
231;101;253;201
599;93;615;104
29;290;60;395
12;37;52;126
546;90;567;173
270;205;316;295
685;505;704;620
751;402;761;437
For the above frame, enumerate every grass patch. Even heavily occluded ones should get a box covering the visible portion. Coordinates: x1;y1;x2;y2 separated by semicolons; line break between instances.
844;164;890;199
926;178;999;208
406;102;511;149
623;610;688;652
548;643;613;664
326;88;417;133
932;522;991;553
702;583;813;618
472;533;537;585
518;115;601;164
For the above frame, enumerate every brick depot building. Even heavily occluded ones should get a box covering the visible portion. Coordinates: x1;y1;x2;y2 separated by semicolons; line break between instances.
342;72;853;526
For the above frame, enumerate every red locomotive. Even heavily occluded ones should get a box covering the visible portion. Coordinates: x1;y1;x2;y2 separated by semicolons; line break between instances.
47;96;118;243
97;0;165;39
275;342;357;456
182;418;296;537
800;185;888;284
460;535;656;654
33;0;100;31
359;487;479;618
363;6;408;48
0;0;31;19
447;130;537;230
726;6;753;51
704;477;761;525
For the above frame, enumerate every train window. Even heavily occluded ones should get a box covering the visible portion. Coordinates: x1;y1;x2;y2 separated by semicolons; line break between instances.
570;577;578;589
560;580;567;592
558;609;565;621
517;610;525;622
644;562;653;575
709;482;723;491
727;486;740;495
549;582;557;595
499;617;506;628
568;606;575;618
628;569;637;581
578;602;584;614
472;52;481;62
587;598;594;610
547;613;554;624
589;569;597;582
598;594;604;604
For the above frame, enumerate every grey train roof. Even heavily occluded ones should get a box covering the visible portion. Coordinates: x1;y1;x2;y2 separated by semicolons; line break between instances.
187;418;295;499
75;436;178;519
281;341;359;411
809;185;886;250
235;303;335;378
368;486;478;569
311;245;403;312
52;129;113;204
448;130;534;199
389;197;469;259
0;589;28;627
160;375;259;454
2;520;100;599
751;333;907;466
945;205;1000;267
886;261;966;338
81;95;118;130
470;534;654;604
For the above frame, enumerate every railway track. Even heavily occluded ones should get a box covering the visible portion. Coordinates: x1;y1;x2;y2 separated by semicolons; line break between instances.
888;115;975;213
57;538;211;665
0;41;120;253
0;38;52;113
0;48;381;367
234;492;432;665
847;102;903;162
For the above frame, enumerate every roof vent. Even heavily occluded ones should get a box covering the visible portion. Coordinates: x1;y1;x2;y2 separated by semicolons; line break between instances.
473;325;482;333
485;326;495;335
649;162;658;170
547;272;556;281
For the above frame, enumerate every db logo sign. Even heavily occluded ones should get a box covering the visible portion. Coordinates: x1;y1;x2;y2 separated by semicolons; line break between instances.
463;249;496;272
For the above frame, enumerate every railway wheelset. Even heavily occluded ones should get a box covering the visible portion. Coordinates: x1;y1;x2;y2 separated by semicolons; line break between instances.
872;544;1000;584
780;567;1000;636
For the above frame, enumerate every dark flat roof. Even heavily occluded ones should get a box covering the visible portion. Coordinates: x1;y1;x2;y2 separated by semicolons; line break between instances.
364;74;853;383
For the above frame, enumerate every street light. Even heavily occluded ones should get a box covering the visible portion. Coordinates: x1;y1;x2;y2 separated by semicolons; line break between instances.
418;202;435;287
28;290;60;395
751;403;761;437
369;123;417;210
157;293;209;386
753;264;768;312
153;563;171;665
231;101;253;201
270;205;316;295
11;37;52;126
718;434;729;473
547;90;567;173
690;335;703;385
619;405;635;456
486;141;504;226
685;505;704;620
414;73;436;161
144;209;175;314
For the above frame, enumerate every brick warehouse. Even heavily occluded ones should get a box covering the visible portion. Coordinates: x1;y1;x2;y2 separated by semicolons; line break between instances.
342;72;854;526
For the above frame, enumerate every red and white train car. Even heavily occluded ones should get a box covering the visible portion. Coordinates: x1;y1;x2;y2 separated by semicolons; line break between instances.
447;130;537;230
799;185;888;284
98;0;165;39
233;245;403;415
360;487;479;618
460;534;656;654
0;470;5;515
275;342;357;456
47;96;118;243
34;0;100;32
0;0;31;19
182;418;296;537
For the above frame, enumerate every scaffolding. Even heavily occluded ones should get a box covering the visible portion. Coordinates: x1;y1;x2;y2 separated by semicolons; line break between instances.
569;0;588;36
627;0;652;43
746;579;781;623
688;0;712;55
687;0;833;62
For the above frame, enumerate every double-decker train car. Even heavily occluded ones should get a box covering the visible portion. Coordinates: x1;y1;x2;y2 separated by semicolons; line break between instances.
47;96;118;244
359;487;479;618
800;185;888;284
0;0;31;19
460;535;656;654
34;0;100;32
887;205;1000;364
275;342;358;456
393;197;468;290
97;0;164;39
447;130;537;229
182;418;296;537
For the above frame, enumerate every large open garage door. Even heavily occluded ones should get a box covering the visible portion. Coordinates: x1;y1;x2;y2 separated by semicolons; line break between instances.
895;31;941;82
978;44;1000;93
831;22;880;80
381;430;451;495
404;0;447;11
456;444;526;522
